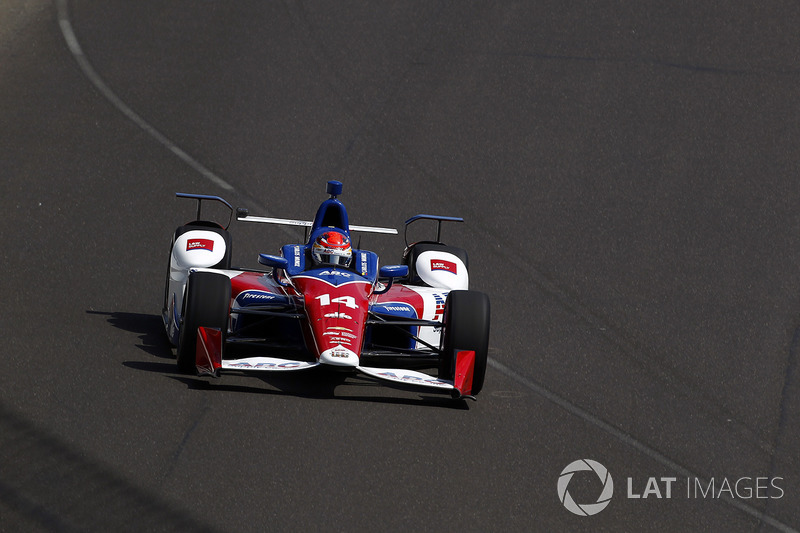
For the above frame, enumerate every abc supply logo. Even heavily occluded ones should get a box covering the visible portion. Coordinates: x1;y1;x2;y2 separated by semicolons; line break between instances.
558;459;785;517
186;238;214;252
557;459;614;516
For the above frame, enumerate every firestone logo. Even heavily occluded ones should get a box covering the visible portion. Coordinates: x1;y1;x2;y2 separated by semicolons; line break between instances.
557;459;614;516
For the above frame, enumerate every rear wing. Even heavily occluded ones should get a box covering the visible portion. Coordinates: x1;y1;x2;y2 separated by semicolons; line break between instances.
237;207;397;241
175;192;397;239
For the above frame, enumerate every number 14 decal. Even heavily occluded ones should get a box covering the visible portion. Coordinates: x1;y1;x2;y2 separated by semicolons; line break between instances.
315;294;359;309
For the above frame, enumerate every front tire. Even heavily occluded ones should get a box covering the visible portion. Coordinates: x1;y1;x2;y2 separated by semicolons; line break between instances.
439;290;490;395
176;271;231;373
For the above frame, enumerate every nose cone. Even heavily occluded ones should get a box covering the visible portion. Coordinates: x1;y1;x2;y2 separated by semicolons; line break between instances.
319;345;359;367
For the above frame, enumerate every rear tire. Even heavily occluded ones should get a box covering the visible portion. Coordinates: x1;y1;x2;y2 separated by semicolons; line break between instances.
439;290;490;395
176;271;231;373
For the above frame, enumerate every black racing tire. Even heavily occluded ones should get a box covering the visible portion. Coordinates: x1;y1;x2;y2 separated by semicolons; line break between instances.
176;271;231;373
439;290;490;395
162;232;178;318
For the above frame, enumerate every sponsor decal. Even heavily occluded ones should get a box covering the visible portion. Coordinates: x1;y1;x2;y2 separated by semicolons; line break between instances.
430;258;457;274
235;290;282;308
293;245;301;267
324;331;357;339
324;336;352;345
324;312;353;320
187;238;214;252
319;269;352;277
229;361;303;369
374;303;414;314
377;371;448;386
360;254;368;275
240;292;275;301
433;293;445;321
330;349;350;358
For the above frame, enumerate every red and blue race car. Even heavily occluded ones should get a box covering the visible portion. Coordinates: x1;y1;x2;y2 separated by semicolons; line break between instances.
161;181;490;399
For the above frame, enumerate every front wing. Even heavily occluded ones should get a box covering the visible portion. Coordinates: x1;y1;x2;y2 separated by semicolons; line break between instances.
194;327;478;399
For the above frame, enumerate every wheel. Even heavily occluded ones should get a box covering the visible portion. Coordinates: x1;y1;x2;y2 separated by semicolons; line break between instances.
161;231;177;317
176;271;231;373
439;290;490;395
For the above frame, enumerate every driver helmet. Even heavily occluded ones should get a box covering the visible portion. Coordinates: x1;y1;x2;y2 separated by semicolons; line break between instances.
311;230;352;267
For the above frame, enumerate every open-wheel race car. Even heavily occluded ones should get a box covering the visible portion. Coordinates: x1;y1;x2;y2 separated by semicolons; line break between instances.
161;181;490;399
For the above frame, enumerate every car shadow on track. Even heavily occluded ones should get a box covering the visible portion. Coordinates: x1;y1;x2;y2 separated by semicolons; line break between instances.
98;311;469;410
166;370;469;410
87;309;174;359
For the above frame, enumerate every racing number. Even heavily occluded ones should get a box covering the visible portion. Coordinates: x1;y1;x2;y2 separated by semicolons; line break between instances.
315;294;359;309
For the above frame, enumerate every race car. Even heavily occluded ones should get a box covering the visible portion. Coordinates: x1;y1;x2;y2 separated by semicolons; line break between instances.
161;181;490;399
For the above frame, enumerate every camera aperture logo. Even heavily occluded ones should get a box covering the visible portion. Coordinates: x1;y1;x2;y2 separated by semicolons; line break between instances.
557;459;614;516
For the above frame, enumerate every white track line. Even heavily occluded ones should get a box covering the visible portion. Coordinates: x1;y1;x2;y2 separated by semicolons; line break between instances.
56;3;797;530
55;0;233;191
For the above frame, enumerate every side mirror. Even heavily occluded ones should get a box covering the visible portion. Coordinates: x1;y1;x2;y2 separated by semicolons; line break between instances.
379;265;409;279
259;254;288;270
374;265;408;294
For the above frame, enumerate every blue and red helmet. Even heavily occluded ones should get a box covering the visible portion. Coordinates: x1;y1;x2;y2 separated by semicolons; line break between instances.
311;230;352;267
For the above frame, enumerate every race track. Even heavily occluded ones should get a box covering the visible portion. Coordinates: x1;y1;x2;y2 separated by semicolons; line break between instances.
2;1;800;531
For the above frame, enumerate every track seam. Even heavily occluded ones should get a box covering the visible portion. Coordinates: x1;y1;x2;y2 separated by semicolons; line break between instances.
56;0;302;239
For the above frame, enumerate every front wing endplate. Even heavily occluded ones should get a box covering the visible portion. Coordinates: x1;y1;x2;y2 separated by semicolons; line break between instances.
195;326;318;375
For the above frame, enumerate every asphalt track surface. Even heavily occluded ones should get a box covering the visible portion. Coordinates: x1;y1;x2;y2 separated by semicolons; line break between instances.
2;1;800;531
